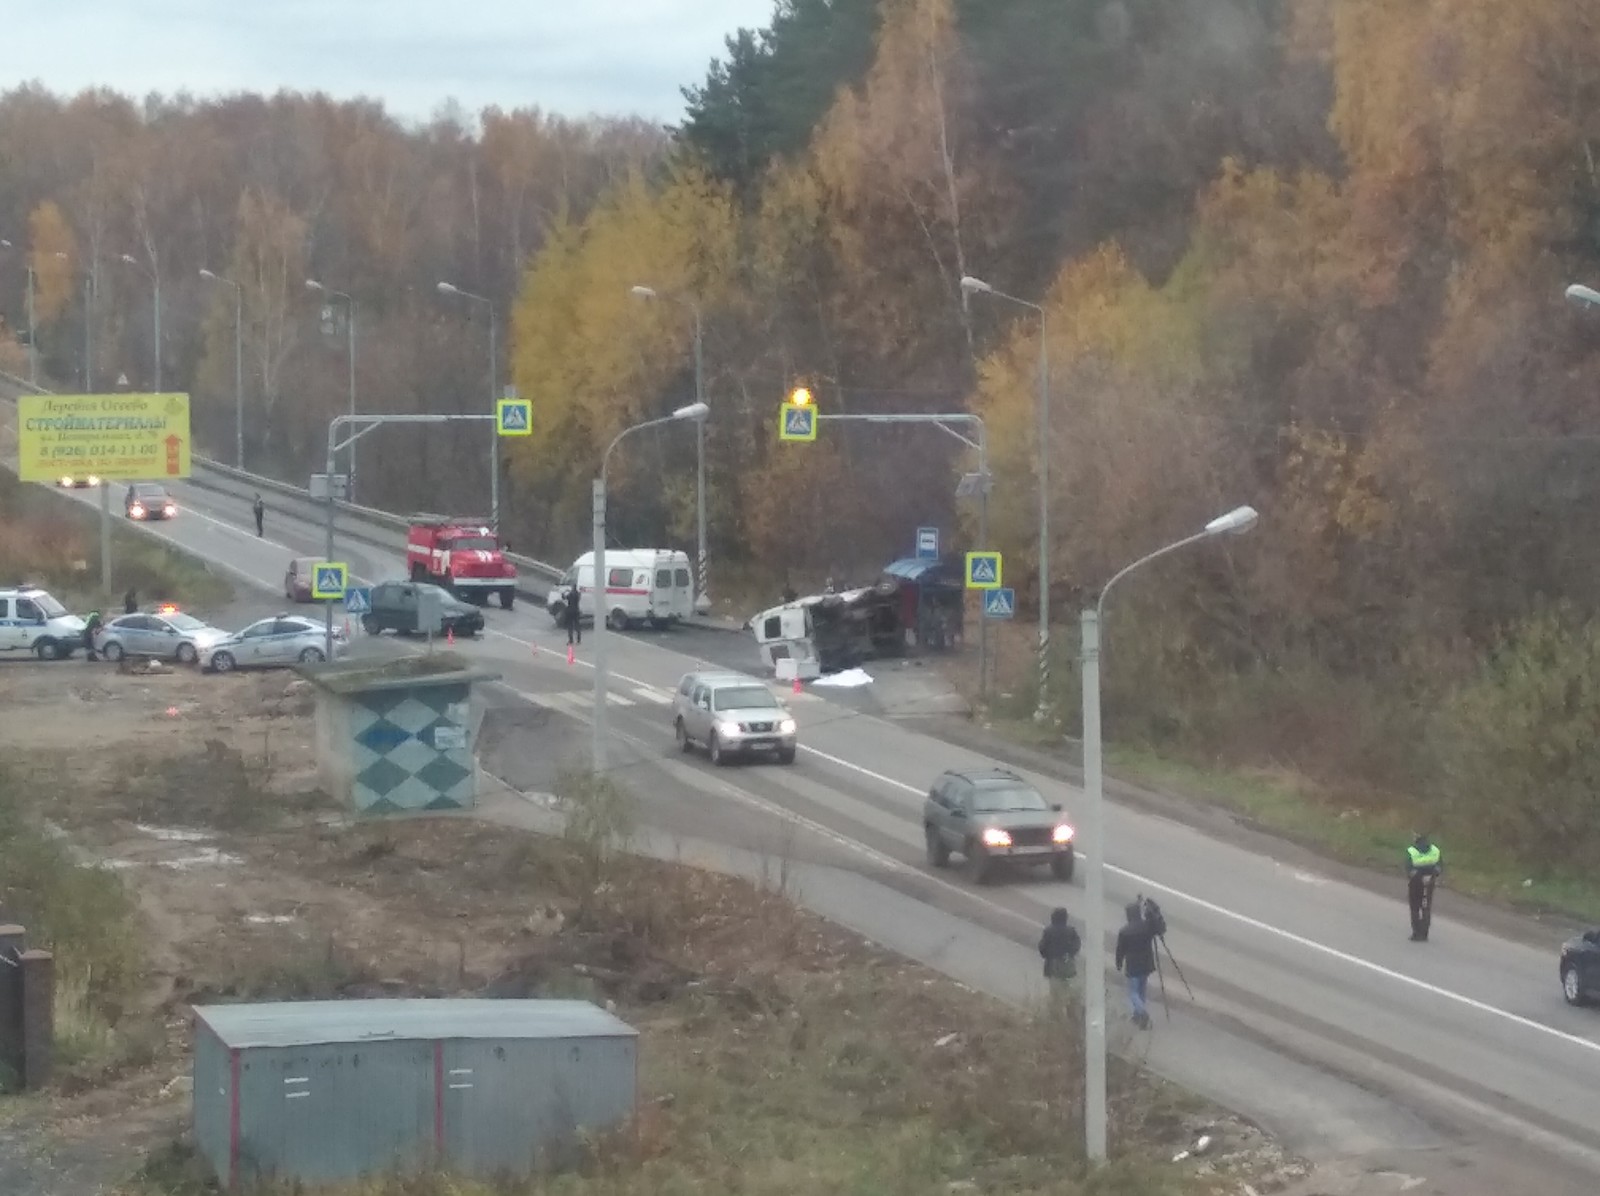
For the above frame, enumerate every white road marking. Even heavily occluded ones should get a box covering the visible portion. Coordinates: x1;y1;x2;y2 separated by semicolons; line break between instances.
630;687;672;705
76;485;1600;1062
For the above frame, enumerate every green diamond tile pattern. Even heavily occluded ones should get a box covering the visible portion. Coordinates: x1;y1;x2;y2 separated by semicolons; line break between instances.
416;754;471;793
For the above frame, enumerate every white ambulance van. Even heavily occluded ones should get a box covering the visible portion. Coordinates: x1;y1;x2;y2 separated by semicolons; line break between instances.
547;549;694;631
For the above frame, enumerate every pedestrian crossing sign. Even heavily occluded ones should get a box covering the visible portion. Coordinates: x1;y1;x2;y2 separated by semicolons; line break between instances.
344;586;372;615
496;398;532;436
983;587;1015;619
965;551;1002;590
779;402;817;442
312;562;348;600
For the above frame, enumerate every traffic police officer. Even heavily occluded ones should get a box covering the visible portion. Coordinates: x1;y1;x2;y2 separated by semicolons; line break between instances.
1406;833;1442;941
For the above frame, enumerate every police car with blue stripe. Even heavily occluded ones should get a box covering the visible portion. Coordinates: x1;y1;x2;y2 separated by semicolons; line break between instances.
0;586;87;661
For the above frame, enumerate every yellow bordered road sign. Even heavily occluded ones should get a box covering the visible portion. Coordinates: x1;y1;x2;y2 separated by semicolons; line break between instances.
311;562;349;600
965;551;1002;589
779;402;817;442
496;398;532;436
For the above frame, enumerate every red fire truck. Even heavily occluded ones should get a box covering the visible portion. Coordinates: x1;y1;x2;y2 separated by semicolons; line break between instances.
405;517;518;609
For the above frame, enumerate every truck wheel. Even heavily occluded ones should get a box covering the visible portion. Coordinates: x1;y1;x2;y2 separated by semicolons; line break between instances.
499;589;515;610
361;615;381;635
33;638;61;661
608;608;629;632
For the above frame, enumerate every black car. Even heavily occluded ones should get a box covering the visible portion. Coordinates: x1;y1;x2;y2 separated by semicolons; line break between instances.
922;766;1076;884
125;483;176;520
361;581;484;638
1560;928;1600;1006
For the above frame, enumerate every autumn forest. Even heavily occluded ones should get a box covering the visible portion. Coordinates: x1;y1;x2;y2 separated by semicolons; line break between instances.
4;0;1600;866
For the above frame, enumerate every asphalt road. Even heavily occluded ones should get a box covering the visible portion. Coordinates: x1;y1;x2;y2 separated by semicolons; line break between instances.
32;475;1600;1196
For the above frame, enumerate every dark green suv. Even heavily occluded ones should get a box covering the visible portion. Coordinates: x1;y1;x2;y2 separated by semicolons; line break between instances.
362;582;484;639
923;767;1076;884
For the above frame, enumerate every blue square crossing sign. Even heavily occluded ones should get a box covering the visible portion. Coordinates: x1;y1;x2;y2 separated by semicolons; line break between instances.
965;551;1002;589
311;562;348;601
779;402;817;442
983;587;1015;619
343;586;372;615
916;527;939;561
497;397;532;436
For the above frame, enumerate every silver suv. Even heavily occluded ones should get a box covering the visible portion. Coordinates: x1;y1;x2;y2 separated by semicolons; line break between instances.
673;671;797;765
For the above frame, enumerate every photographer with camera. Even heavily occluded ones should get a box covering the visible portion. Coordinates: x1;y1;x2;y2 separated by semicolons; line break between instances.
1115;896;1167;1029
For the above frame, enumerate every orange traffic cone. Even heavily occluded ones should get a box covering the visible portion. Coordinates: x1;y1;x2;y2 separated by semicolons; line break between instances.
566;643;575;665
447;625;455;647
792;674;803;695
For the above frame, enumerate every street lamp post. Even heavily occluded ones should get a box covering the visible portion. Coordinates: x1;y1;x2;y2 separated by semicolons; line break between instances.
962;274;1051;718
1079;504;1258;1162
593;401;711;774
119;252;161;391
306;280;357;500
200;269;244;468
629;285;711;613
436;282;502;534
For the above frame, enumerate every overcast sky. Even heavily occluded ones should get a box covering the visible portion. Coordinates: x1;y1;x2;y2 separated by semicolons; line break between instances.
7;0;778;124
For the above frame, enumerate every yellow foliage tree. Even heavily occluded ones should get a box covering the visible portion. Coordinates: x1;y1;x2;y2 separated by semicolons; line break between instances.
27;199;78;325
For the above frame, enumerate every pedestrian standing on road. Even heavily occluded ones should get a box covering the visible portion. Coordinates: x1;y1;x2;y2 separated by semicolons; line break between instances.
123;587;137;614
1406;833;1442;942
252;493;265;537
82;610;102;661
1039;906;1081;983
564;582;582;646
1115;898;1167;1029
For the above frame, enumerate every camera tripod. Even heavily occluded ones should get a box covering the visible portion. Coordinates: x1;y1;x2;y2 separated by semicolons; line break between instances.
1137;894;1193;1022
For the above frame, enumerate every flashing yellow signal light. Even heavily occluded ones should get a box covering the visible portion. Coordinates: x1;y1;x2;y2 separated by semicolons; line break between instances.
789;386;812;406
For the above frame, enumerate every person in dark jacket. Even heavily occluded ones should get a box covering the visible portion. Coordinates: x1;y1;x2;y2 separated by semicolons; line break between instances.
564;583;582;645
1039;907;1081;981
252;493;265;536
1115;898;1167;1029
123;588;137;614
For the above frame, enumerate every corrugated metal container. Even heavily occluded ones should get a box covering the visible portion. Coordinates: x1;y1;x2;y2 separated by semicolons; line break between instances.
191;999;638;1187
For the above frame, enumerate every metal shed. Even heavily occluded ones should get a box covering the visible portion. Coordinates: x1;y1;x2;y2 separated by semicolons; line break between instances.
192;999;638;1187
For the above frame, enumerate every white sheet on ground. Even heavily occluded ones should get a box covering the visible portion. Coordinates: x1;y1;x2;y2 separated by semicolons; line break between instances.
813;667;873;688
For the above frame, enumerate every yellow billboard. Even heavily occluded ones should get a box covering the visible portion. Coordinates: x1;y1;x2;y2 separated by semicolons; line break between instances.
16;392;192;483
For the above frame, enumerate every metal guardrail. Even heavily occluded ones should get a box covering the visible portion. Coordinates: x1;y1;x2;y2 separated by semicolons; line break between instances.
0;370;566;604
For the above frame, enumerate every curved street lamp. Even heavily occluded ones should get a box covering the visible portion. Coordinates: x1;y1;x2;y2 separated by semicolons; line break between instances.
1079;504;1259;1164
591;401;711;773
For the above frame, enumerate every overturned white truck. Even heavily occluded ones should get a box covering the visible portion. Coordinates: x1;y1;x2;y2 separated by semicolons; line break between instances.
751;584;903;680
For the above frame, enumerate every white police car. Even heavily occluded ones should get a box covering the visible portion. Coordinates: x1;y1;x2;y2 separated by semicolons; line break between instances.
201;615;348;673
0;586;87;661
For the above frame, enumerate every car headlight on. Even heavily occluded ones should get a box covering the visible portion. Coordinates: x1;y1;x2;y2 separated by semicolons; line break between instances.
59;475;73;486
87;475;100;486
980;827;1013;848
779;718;797;735
130;504;145;518
163;504;176;516
1052;823;1075;844
716;720;742;738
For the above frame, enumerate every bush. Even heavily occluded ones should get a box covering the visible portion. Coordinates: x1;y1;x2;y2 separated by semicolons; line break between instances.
1434;606;1600;870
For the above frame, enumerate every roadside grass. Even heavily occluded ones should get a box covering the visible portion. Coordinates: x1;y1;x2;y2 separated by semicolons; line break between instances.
0;470;232;611
0;768;149;1088
1101;745;1600;923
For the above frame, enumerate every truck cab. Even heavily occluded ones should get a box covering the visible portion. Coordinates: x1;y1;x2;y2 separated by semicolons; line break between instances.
405;518;517;609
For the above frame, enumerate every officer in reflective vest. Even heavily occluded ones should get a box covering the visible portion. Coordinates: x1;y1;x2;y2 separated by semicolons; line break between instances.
1406;833;1442;942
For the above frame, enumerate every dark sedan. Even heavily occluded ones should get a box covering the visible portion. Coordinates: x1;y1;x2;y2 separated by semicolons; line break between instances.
125;483;176;520
923;766;1076;884
1561;928;1600;1006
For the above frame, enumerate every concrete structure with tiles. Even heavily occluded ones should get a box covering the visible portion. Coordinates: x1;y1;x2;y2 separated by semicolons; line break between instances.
296;655;501;815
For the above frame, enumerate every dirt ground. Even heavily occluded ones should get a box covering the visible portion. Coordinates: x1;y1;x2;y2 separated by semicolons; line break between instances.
0;659;1300;1196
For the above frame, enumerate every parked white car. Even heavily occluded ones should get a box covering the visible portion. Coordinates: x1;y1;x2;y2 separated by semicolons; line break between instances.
202;615;348;673
0;586;86;660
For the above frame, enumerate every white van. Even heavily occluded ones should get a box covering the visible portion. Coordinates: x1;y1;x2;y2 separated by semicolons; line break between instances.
0;586;87;660
547;549;695;631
